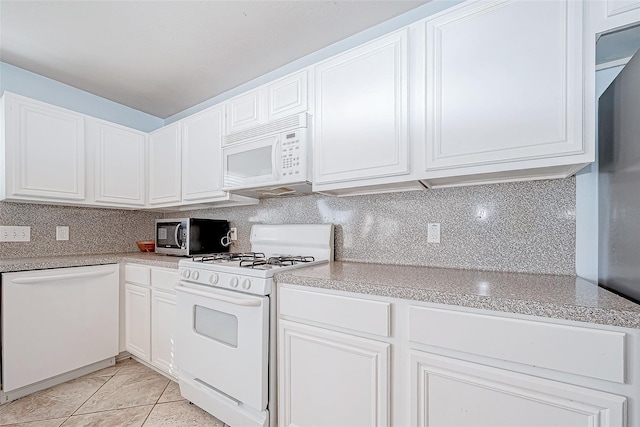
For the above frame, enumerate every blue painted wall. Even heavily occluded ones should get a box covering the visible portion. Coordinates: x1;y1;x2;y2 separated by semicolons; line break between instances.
0;62;163;132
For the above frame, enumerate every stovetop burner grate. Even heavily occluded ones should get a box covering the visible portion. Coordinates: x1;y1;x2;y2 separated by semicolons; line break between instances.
239;255;315;269
191;252;266;263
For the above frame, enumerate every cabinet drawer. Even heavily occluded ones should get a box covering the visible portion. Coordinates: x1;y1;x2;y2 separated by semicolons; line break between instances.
280;287;391;337
409;306;626;383
125;264;150;286
151;268;179;293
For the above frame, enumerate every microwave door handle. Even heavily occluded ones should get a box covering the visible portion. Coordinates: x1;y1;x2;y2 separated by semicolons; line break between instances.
272;138;281;179
175;224;182;247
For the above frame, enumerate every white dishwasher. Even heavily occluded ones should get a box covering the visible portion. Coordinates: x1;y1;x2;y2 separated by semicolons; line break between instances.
1;264;119;393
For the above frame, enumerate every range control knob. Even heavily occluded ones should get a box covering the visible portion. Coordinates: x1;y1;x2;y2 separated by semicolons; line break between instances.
230;277;239;288
209;273;219;285
192;270;200;280
182;269;191;279
242;278;252;290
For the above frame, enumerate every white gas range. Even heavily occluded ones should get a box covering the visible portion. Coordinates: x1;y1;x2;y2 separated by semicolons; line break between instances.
175;224;334;427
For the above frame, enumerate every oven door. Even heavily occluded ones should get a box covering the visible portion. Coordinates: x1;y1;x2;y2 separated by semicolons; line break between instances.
222;135;280;190
175;282;269;411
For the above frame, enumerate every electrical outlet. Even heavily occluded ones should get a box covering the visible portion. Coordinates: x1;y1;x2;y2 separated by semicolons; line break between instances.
0;226;31;242
56;226;69;241
229;227;237;241
427;223;441;244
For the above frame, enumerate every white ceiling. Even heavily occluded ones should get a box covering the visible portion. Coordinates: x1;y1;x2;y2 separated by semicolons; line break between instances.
0;1;427;118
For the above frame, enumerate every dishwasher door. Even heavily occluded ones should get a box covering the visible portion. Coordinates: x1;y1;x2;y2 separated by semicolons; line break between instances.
2;264;119;392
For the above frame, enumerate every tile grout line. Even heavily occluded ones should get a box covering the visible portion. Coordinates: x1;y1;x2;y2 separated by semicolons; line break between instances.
0;361;130;427
140;377;172;426
67;358;132;420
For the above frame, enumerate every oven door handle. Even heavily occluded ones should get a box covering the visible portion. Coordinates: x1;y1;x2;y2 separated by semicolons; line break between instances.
175;282;262;307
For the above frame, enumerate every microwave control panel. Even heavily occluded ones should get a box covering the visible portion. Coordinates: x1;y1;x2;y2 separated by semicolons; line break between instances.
280;131;306;179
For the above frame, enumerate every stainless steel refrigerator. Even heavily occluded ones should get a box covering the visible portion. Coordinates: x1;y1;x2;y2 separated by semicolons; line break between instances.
598;48;640;303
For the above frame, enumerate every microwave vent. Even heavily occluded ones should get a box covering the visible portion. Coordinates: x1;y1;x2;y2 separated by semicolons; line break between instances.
256;187;297;196
224;113;308;145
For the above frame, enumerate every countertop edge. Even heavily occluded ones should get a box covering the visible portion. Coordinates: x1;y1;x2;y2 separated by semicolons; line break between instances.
0;253;180;273
274;272;640;330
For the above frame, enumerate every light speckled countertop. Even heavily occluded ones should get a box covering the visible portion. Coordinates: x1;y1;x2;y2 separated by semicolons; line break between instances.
0;252;180;273
275;261;640;329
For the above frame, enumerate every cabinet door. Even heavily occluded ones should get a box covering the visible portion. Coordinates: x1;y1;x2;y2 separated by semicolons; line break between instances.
181;106;225;201
151;289;177;378
93;121;146;206
125;283;151;362
148;123;181;205
267;71;308;121
5;94;85;201
588;0;640;34
226;89;263;134
278;320;390;427
411;351;626;427
314;29;409;185
424;0;584;172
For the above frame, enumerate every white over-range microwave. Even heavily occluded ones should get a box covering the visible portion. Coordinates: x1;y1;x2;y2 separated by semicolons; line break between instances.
222;114;311;198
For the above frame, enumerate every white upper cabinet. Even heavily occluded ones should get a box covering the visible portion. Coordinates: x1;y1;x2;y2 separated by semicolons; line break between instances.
226;89;263;134
225;70;309;136
1;92;86;202
150;106;258;210
181;105;225;201
420;0;589;187
91;120;146;207
267;71;308;121
587;0;640;34
312;30;414;193
148;123;182;206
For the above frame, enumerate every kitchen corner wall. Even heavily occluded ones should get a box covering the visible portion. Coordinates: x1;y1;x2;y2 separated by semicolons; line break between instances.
177;178;577;276
0;202;160;259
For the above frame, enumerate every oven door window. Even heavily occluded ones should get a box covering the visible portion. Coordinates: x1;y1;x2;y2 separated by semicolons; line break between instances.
194;305;238;348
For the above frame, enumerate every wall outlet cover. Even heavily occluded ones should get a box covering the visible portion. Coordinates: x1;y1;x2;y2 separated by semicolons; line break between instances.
427;223;441;244
0;226;31;242
56;226;70;241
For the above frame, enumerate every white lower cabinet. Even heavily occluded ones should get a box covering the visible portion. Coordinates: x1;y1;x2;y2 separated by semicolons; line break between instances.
151;289;178;377
124;264;179;377
277;284;640;427
411;351;625;427
278;321;390;427
278;286;392;427
124;282;151;362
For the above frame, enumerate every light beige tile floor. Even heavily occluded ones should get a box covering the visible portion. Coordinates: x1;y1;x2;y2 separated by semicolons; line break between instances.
0;359;228;427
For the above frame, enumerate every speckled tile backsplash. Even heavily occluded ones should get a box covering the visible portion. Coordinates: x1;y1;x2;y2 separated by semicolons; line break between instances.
0;202;160;259
0;178;576;274
175;178;576;275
